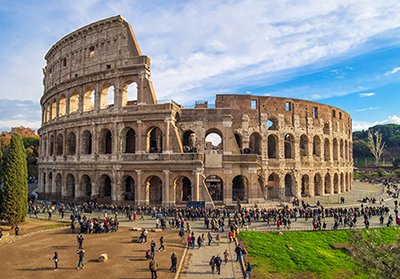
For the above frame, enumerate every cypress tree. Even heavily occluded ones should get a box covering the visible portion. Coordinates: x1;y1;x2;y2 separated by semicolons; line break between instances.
1;133;28;227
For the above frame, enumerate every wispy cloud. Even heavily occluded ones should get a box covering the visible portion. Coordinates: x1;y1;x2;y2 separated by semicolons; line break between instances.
356;107;380;112
359;93;375;97
353;115;400;131
385;67;400;75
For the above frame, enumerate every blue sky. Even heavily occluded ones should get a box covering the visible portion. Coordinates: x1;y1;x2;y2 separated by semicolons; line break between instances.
1;0;400;132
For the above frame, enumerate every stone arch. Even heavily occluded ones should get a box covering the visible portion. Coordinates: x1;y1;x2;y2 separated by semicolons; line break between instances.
101;83;114;108
48;172;53;195
124;175;135;201
249;132;262;155
46;105;50;122
42;136;47;156
81;130;92;155
56;133;63;156
99;174;112;198
205;175;223;201
66;132;76;155
83;87;95;112
120;127;136;154
284;173;293;197
313;135;321;157
205;128;223;151
232;175;248;202
301;174;310;197
345;173;349;191
147;126;163;153
81;174;92;201
268;134;278;158
333;173;339;194
69;91;79;113
49;135;54;156
99;128;112;154
267;118;278;130
122;80;138;106
324;138;330;161
55;173;62;201
59;95;66;117
148;176;162;204
340;173;345;192
324;173;331;194
300;134;309;158
333;138;339;161
175;176;192;203
65;174;75;200
284;134;295;159
314;173;322;196
267;173;279;199
340;139;344;159
234;133;242;149
51;99;57;119
182;130;196;152
43;172;47;194
345;140;348;160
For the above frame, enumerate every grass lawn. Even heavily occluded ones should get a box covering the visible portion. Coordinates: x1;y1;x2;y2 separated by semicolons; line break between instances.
238;227;400;279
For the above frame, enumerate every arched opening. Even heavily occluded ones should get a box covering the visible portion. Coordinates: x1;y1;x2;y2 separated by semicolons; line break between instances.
333;173;339;194
42;136;47;157
49;135;54;156
175;176;192;203
99;129;112;154
267;174;279;199
340;139;344;159
124;176;135;201
101;84;114;108
83;88;94;112
122;81;138;106
125;128;136;153
267;119;278;130
46;105;50;122
81;175;92;201
314;173;322;196
51;99;57;119
149;176;162;204
205;130;223;152
300;135;309;157
43;172;47;194
284;134;294;159
59;95;66;117
313;135;321;157
301;175;309;197
232;175;248;202
55;173;62;201
345;173;349;191
324;173;331;194
268;134;277;158
81;130;92;155
69;91;79;113
324;138;330;161
48;172;53;195
182;130;197;153
67;132;76;155
100;175;112;198
147;127;163;153
65;174;75;200
345;141;348;160
285;174;293;197
333;138;339;161
205;175;223;201
249;132;262;155
56;134;63;155
323;123;330;135
340;173;344;192
234;133;242;150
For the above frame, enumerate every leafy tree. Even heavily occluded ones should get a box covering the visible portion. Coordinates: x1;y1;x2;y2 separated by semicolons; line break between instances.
0;133;28;227
393;157;400;169
353;139;372;158
349;230;400;279
377;168;385;177
368;130;386;166
395;169;400;178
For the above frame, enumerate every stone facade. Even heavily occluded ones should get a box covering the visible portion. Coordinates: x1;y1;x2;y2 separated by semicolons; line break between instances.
38;15;353;207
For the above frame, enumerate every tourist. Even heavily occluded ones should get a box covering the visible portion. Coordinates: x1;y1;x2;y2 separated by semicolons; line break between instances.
216;233;221;246
0;228;3;241
149;256;158;279
223;249;229;264
157;236;165;252
235;244;243;261
15;225;19;238
151;240;156;258
50;251;58;271
228;231;233;243
209;255;216;274
244;262;252;277
215;254;222;274
187;235;192;248
76;248;85;269
207;232;213;246
179;228;184;242
146;249;151;260
170;252;177;272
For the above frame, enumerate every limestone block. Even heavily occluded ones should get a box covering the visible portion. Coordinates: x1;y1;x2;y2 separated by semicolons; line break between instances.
131;227;142;231
98;254;108;262
149;229;162;232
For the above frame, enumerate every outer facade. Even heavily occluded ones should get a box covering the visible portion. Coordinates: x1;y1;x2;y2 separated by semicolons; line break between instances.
38;16;353;207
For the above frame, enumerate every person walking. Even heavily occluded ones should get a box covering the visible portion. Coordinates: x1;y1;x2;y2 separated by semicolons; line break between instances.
50;251;58;271
244;262;252;277
170;252;177;272
158;236;165;252
76;248;85;269
207;232;213;246
149;256;159;279
187;235;192;248
215;254;222;275
223;249;230;264
216;233;221;246
235;244;243;262
209;255;216;274
0;228;3;241
15;225;19;238
151;240;156;258
78;234;84;249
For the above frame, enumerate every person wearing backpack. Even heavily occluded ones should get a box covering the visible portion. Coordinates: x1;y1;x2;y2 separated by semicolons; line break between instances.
245;262;252;277
215;254;222;275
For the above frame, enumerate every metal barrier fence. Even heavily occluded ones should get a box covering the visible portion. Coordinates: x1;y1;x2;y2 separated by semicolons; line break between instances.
245;223;394;232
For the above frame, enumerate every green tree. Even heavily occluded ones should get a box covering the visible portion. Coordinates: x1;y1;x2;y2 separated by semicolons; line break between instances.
1;133;28;227
349;230;400;279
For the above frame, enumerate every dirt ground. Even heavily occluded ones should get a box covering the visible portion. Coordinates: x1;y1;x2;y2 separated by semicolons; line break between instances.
0;223;185;279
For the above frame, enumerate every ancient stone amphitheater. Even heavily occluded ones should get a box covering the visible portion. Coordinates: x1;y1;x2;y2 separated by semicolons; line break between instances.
38;15;353;207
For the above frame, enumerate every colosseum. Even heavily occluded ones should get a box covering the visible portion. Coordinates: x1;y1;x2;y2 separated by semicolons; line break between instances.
38;15;353;207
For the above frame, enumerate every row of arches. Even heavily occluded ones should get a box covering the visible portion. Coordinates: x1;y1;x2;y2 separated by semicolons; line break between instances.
43;81;138;123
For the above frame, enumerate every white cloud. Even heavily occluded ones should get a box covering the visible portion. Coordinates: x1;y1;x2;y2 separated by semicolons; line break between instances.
359;93;375;97
385;66;400;75
353;115;400;131
356;107;380;112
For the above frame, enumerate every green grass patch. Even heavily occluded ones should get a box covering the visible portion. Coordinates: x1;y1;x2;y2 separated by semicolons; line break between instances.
43;224;69;230
238;227;400;278
353;172;366;179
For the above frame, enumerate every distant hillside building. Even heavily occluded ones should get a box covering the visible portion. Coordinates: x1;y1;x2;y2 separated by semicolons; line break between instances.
38;15;353;207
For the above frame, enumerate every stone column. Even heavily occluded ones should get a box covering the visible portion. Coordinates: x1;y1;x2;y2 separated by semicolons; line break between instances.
193;168;203;202
163;170;171;207
248;168;262;204
163;117;172;153
224;169;232;205
136;120;144;153
135;170;143;205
